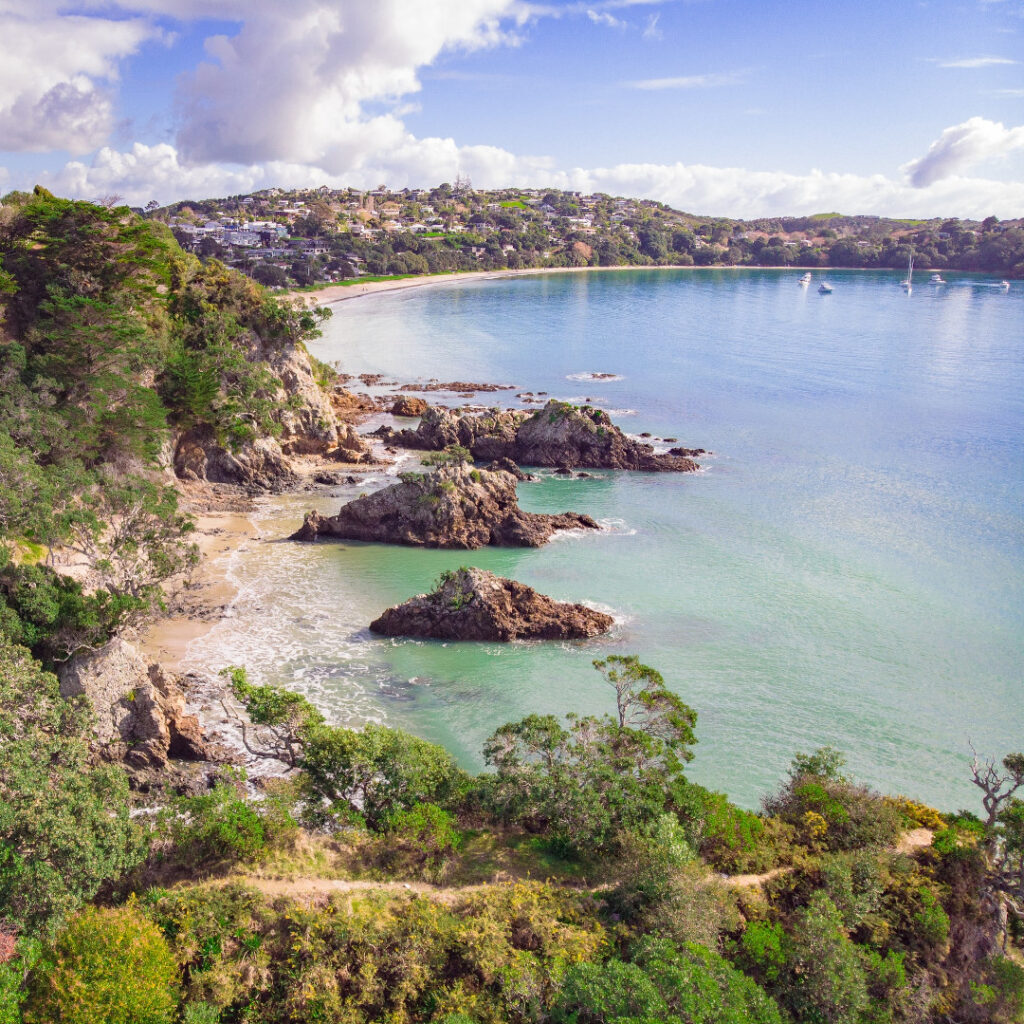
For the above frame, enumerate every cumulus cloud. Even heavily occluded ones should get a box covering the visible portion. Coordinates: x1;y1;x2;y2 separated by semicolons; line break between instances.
33;138;1024;220
172;0;526;169
0;10;159;153
903;116;1024;187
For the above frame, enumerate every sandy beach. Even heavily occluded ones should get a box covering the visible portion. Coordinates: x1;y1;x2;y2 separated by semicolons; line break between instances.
289;264;705;307
138;509;260;671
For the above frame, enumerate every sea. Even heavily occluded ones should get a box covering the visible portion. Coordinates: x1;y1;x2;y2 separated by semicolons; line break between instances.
183;268;1024;811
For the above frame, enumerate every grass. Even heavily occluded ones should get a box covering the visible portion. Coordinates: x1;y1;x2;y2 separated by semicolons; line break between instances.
500;200;528;210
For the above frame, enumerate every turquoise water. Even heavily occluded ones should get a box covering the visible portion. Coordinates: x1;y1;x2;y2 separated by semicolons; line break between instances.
188;269;1023;810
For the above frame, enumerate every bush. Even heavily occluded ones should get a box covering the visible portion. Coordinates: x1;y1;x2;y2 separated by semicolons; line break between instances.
160;773;295;867
764;749;903;852
674;782;782;873
552;938;785;1024
24;905;178;1024
386;803;463;862
0;637;142;936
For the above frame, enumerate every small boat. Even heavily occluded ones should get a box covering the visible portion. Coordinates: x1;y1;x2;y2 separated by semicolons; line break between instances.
901;252;914;293
929;273;945;285
818;282;833;294
1001;280;1010;291
799;272;812;285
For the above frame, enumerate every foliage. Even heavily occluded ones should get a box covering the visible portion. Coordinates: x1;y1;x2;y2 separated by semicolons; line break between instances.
423;444;473;467
158;773;297;868
300;722;469;830
144;880;604;1023
764;748;903;852
0;554;141;666
24;905;178;1024
552;937;785;1024
484;657;697;858
223;665;324;767
0;636;142;937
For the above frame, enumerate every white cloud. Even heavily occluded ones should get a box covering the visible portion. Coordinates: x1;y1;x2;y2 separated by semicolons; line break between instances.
902;116;1024;186
171;0;527;169
626;71;746;89
937;55;1018;67
32;137;1024;220
0;11;160;153
587;9;627;27
642;13;663;39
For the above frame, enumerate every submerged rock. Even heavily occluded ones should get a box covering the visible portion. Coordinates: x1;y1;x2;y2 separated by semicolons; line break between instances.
375;400;702;472
370;567;614;641
290;463;598;549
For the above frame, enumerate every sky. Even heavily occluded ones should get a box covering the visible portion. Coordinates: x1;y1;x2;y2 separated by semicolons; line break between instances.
0;0;1022;218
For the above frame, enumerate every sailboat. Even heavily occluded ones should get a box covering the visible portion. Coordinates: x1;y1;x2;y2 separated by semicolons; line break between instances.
799;272;812;285
900;252;914;293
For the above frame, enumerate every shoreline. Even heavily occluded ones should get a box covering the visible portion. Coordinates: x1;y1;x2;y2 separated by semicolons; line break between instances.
138;509;259;672
285;263;965;307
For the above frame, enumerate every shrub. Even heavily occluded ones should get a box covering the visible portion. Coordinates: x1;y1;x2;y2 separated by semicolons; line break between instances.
24;905;179;1024
674;782;781;873
160;773;295;867
764;748;903;852
552;938;785;1024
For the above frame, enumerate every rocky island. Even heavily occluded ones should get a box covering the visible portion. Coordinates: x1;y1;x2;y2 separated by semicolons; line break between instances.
374;399;704;472
290;462;598;548
370;567;614;641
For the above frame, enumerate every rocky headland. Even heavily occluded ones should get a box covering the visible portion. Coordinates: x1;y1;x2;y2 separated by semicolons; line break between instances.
290;462;598;548
373;399;704;472
370;567;614;641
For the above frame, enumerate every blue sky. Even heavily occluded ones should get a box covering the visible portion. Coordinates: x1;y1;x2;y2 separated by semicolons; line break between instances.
1;0;1022;216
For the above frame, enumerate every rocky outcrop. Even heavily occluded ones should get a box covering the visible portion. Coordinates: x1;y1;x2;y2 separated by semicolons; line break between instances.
58;638;220;789
370;567;614;641
391;395;429;416
330;423;375;463
375;400;702;472
290;463;598;549
174;429;300;490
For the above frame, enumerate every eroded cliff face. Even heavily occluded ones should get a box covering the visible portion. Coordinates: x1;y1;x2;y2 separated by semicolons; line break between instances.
370;567;614;641
374;400;703;472
291;462;598;549
58;638;222;793
172;340;375;490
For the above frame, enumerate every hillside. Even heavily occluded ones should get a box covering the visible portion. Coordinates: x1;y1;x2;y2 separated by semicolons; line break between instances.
150;184;1024;289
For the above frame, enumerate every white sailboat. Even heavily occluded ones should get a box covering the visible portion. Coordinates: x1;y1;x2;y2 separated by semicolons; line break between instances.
818;281;833;293
900;252;914;293
799;272;812;285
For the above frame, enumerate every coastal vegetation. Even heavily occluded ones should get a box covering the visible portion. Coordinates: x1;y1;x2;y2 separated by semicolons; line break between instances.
151;184;1024;289
1;189;1023;1023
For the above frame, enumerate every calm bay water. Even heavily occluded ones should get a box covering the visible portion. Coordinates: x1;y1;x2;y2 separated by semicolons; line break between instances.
186;269;1023;810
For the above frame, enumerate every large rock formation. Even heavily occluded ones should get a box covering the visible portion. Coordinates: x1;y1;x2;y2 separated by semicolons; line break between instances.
172;335;375;488
290;463;598;549
375;400;702;472
368;569;606;638
58;638;217;788
370;568;613;641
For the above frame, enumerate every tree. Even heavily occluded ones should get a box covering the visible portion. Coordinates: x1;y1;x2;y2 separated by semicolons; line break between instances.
300;722;468;829
484;658;697;856
0;636;142;936
970;746;1024;827
24;906;178;1024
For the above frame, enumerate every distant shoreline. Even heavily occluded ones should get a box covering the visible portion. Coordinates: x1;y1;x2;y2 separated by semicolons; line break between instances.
283;264;958;306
